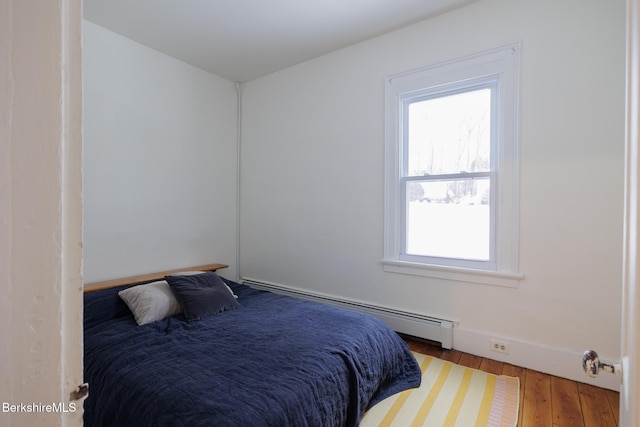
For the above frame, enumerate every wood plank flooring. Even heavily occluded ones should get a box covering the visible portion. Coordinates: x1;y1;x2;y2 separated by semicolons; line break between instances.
401;335;619;427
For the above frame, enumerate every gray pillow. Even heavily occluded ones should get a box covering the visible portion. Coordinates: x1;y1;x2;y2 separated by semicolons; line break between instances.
170;270;238;298
118;280;182;325
166;272;240;322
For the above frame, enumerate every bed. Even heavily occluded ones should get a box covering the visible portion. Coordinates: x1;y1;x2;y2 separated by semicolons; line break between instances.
83;264;421;427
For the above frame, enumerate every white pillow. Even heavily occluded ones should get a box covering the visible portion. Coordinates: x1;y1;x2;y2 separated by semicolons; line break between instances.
118;280;182;325
171;271;238;298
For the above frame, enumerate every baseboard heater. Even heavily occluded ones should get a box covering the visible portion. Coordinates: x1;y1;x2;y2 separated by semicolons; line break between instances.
242;278;454;349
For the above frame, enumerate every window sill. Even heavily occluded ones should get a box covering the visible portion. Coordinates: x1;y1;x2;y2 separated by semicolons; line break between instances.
381;259;524;288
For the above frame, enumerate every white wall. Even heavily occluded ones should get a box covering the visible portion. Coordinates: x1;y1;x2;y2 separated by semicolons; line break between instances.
241;0;626;387
1;1;83;425
83;21;238;282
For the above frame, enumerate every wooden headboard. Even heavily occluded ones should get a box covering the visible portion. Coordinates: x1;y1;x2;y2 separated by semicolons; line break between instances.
83;263;229;293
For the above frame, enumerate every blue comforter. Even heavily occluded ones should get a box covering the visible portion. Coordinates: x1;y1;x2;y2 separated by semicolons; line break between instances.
84;279;421;426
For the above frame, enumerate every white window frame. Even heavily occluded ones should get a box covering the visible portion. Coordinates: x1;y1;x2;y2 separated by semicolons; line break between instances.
382;43;523;287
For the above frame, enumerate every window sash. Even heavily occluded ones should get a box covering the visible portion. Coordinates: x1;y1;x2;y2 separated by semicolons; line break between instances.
400;80;498;177
398;81;498;269
399;171;497;270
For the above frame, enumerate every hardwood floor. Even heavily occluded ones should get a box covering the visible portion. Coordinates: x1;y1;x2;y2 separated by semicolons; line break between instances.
401;335;620;427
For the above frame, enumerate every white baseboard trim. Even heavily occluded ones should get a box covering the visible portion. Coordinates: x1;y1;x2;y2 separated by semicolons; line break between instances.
454;327;621;391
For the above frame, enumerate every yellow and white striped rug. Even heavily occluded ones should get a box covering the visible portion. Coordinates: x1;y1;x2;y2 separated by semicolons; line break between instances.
361;352;520;427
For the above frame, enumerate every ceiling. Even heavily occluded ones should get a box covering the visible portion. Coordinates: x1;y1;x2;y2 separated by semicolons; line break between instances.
83;0;477;82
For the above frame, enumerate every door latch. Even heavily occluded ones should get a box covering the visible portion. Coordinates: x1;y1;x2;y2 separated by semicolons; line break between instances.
69;383;89;401
582;350;622;379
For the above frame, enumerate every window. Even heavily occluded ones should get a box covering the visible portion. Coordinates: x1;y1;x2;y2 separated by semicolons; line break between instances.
383;44;522;287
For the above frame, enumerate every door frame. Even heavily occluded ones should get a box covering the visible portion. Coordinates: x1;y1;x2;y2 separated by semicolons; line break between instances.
621;0;640;425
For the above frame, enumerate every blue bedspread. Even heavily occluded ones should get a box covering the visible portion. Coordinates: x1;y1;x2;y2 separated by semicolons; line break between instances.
84;279;421;427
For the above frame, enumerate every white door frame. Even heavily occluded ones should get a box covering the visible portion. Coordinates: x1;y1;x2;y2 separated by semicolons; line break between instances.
621;0;640;425
1;1;83;426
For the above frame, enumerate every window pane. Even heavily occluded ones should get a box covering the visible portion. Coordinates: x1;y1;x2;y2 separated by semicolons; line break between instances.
407;88;491;176
406;179;490;260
